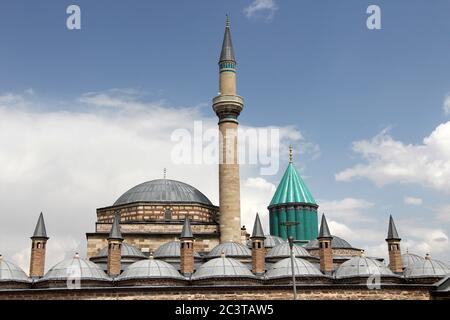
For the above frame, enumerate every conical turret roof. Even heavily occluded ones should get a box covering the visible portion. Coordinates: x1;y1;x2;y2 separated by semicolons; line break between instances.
386;215;400;240
219;15;235;63
318;215;332;238
251;213;265;238
108;213;123;240
180;216;194;239
32;212;48;239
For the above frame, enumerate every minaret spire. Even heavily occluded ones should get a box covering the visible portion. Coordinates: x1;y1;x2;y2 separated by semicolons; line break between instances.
220;15;235;63
289;145;293;163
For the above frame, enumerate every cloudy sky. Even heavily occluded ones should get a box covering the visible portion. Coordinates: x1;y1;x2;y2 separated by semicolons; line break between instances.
1;0;450;271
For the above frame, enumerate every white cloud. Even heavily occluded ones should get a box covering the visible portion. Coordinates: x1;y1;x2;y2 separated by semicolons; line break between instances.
403;196;423;206
335;123;450;194
436;204;450;223
319;198;374;222
444;94;450;115
244;0;278;20
0;91;304;270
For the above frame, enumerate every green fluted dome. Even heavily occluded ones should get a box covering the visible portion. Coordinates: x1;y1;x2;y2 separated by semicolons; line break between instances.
270;163;316;206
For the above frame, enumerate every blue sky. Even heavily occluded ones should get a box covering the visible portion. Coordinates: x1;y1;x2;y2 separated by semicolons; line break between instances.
1;0;450;267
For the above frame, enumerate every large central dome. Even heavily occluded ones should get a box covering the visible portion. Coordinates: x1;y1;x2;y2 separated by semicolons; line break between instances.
114;179;213;206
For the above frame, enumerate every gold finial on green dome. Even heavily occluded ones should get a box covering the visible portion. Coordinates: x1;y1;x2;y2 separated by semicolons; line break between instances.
289;145;293;163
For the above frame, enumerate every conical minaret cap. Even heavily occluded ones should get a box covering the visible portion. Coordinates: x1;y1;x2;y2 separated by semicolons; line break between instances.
180;216;194;239
251;213;265;239
108;212;123;240
219;15;236;63
32;212;48;239
318;214;332;239
386;215;400;240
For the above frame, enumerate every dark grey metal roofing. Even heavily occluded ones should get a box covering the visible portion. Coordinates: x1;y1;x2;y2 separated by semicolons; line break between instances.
41;255;110;281
0;256;30;283
387;215;400;240
251;213;265;238
318;214;331;238
304;235;355;250
219;15;235;62
113;179;213;206
117;258;184;281
108;213;123;240
94;243;145;259
180;217;193;239
32;212;48;239
404;257;450;278
266;242;310;259
192;257;255;280
154;240;201;259
335;256;395;278
206;241;251;259
401;253;425;269
266;257;323;279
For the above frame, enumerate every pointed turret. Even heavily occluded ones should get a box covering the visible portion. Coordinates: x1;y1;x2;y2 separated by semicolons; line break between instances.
29;212;49;278
250;213;266;275
251;213;265;239
107;212;123;276
219;15;235;63
180;216;194;239
317;214;333;274
386;215;403;273
32;212;48;239
268;145;319;242
318;214;332;239
108;212;123;240
180;216;195;276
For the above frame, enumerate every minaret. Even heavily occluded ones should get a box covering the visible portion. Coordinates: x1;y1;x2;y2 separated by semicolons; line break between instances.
29;212;49;278
107;212;123;277
250;213;266;275
318;214;333;274
386;215;403;273
213;15;244;243
180;216;195;276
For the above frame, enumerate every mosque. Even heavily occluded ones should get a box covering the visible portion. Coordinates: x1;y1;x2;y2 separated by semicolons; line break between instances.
1;17;450;300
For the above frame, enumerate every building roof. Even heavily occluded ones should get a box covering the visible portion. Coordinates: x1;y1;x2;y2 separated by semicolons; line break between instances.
269;163;316;206
266;257;323;279
266;242;310;259
219;15;235;63
304;235;356;250
32;212;48;239
180;217;193;239
387;215;400;240
247;235;285;249
93;243;145;259
206;241;251;259
117;258;184;281
113;179;213;206
335;256;395;278
192;257;255;280
41;255;110;282
154;240;201;259
401;253;426;269
108;213;123;240
0;256;30;283
404;257;450;278
318;214;332;238
251;213;265;238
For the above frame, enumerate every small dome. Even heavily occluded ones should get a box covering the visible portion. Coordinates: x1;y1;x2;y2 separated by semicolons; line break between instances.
42;256;110;281
207;241;251;259
247;235;285;249
404;257;450;278
114;179;213;206
401;253;426;269
266;257;323;279
304;235;355;249
0;257;30;283
117;259;184;280
154;240;201;259
94;243;146;259
336;256;394;278
266;242;310;259
193;257;255;280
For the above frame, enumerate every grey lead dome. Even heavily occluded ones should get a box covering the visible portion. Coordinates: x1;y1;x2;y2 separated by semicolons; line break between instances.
94;243;145;259
206;241;251;259
266;257;323;279
335;256;394;278
304;235;355;249
117;259;185;280
154;240;201;259
42;257;110;281
404;258;450;278
266;242;310;259
114;179;213;206
193;257;254;280
0;257;30;283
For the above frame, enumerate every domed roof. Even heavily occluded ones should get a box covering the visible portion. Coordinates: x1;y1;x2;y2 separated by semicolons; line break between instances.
404;257;450;278
94;243;146;259
266;242;310;259
42;255;110;281
192;257;255;280
401;253;426;269
266;257;323;279
154;240;201;259
117;258;184;280
335;256;394;278
114;179;213;206
247;235;285;249
0;256;30;283
206;241;251;259
304;235;355;250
